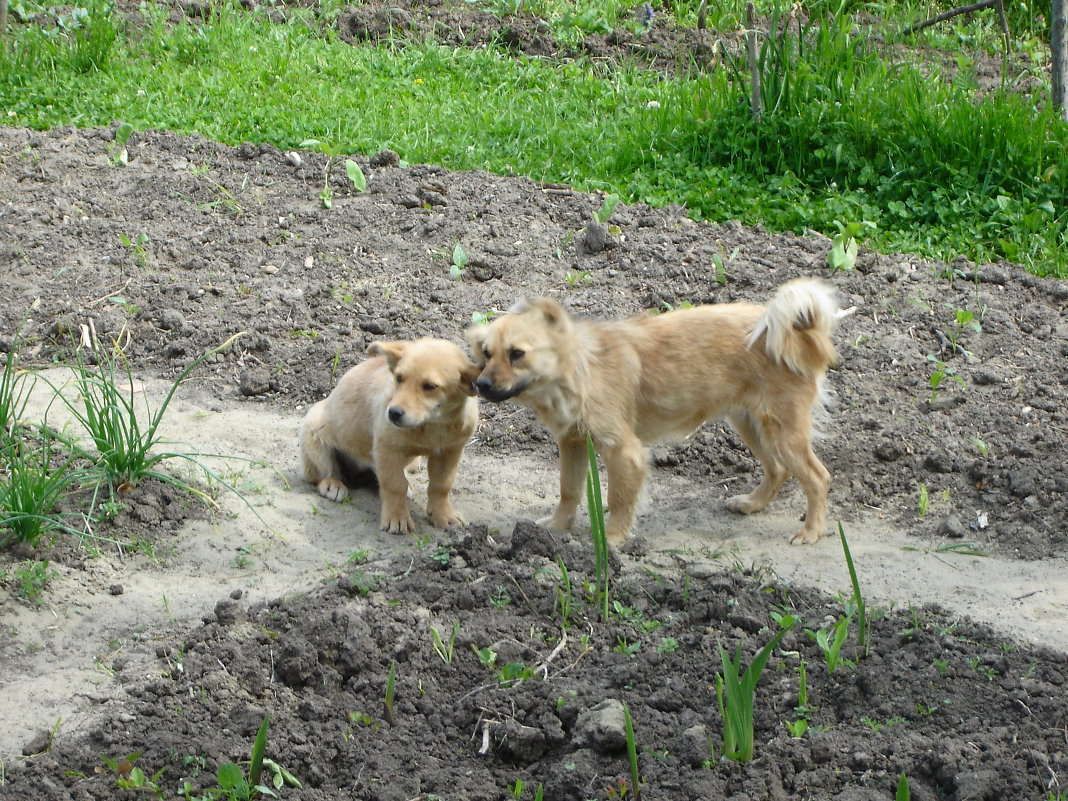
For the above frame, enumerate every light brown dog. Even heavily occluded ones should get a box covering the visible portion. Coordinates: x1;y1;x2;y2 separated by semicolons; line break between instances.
299;338;480;534
469;278;840;545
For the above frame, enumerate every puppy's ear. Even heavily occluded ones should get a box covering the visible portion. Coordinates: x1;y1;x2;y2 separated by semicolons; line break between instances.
467;326;488;365
459;360;481;396
528;297;571;330
367;340;406;369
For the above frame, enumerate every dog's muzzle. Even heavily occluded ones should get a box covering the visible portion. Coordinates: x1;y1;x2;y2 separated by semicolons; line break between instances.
387;406;408;426
474;377;525;403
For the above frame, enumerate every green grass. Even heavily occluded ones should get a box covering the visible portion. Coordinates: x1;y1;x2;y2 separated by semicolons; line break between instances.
2;0;1068;275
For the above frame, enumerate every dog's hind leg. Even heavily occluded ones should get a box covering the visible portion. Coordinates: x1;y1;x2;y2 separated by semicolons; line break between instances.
300;402;349;503
771;412;830;545
724;411;789;515
537;434;587;533
602;434;648;545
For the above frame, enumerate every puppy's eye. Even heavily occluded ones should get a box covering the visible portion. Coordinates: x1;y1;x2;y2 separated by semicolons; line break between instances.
395;374;405;384
509;348;525;362
482;347;491;361
422;382;438;392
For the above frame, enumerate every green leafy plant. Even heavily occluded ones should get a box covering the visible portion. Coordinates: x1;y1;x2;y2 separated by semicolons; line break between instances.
119;231;150;267
594;193;619;224
715;613;797;762
806;612;854;674
111;121;133;166
1;428;80;548
184;714;301;800
7;558;57;603
0;328;32;439
42;334;244;498
344;158;366;192
102;753;166;799
450;242;468;279
926;355;967;403
586;433;610;621
827;220;876;272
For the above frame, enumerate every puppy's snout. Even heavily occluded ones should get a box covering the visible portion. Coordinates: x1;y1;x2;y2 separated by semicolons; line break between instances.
474;376;495;395
387;406;406;425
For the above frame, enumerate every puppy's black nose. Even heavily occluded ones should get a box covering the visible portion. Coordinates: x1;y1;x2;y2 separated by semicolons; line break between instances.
475;377;494;395
387;406;405;424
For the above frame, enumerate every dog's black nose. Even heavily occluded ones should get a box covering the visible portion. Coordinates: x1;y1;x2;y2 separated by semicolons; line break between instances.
387;406;405;424
475;377;494;395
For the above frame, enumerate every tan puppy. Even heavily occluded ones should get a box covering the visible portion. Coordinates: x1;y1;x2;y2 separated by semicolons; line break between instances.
469;278;840;546
299;338;480;534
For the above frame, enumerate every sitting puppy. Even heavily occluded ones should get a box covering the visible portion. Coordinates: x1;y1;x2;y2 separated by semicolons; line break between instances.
469;278;840;546
299;338;479;534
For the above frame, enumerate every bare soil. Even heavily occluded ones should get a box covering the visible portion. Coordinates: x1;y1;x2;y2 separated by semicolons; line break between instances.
1;120;1067;801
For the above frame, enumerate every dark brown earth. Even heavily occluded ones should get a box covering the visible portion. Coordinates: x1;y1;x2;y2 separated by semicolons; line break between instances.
1;82;1067;801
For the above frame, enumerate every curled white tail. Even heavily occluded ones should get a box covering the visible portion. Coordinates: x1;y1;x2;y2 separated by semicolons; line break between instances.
747;278;839;377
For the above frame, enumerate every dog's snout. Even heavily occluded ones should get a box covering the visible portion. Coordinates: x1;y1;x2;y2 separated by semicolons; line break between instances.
474;376;495;395
387;406;405;425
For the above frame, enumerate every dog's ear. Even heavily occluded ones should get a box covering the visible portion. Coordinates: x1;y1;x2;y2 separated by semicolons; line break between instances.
467;326;488;365
527;297;571;330
367;340;406;369
459;360;481;396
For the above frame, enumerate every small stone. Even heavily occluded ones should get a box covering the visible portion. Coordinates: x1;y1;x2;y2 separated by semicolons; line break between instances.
369;148;399;168
938;515;967;539
157;308;185;331
22;731;51;756
262;264;279;275
285;151;302;167
109;584;124;596
239;368;273;397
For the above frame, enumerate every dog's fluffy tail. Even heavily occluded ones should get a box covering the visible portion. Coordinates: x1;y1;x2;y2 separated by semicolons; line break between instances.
748;278;839;377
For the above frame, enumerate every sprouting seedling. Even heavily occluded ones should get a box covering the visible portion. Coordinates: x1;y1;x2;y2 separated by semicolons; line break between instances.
971;436;988;456
119;232;149;267
806;612;854;673
896;772;911;801
712;253;728;285
345;159;366;192
471;308;500;326
586;433;611;622
716;613;797;762
450;243;468;279
111;121;133;166
594;193;620;224
785;658;810;738
622;701;642;801
555;555;573;627
430;621;459;664
383;660;396;727
948;307;981;349
926;355;966;403
917;483;929;517
563;269;592;286
827;219;876;272
839;522;869;659
299;138;349;209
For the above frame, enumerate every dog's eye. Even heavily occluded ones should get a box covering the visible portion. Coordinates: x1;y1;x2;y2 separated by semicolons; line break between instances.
395;374;405;384
509;348;525;362
482;347;491;361
422;382;438;392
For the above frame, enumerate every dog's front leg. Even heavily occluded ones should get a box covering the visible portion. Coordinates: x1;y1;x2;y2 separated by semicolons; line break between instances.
426;446;465;528
374;447;416;534
602;436;647;545
536;435;586;532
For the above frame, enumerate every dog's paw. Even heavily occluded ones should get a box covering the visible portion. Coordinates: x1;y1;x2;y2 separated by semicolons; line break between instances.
536;513;573;532
381;514;416;535
789;528;823;545
317;478;348;503
724;494;758;515
429;507;464;529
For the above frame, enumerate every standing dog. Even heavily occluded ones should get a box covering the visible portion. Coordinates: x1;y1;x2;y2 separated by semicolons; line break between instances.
299;338;479;534
469;278;840;545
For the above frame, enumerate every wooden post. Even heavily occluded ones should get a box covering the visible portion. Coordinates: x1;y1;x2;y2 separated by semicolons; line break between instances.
1054;0;1068;119
746;2;762;123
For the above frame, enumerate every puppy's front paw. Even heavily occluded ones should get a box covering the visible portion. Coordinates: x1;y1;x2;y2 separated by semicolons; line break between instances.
725;493;758;515
536;513;573;532
789;527;823;545
429;505;464;529
381;513;416;535
317;478;348;503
